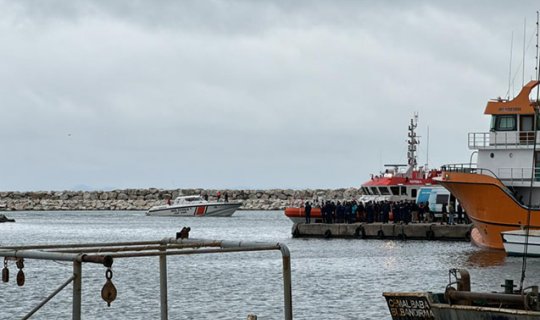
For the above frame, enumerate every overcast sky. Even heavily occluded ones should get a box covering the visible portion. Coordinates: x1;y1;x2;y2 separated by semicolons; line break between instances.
1;1;539;191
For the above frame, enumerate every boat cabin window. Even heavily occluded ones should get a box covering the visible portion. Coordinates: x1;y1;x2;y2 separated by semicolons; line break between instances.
491;115;517;131
436;194;449;205
370;187;379;195
411;188;417;198
400;186;407;196
362;187;370;195
390;186;399;195
521;115;534;131
379;187;390;195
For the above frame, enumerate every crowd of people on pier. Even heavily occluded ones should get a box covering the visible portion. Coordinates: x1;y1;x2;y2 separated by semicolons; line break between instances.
303;199;469;225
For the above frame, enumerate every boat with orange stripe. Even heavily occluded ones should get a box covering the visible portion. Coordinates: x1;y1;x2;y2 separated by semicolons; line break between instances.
146;195;241;217
438;80;540;250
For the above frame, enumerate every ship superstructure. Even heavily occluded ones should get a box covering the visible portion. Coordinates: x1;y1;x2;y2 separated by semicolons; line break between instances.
360;114;440;203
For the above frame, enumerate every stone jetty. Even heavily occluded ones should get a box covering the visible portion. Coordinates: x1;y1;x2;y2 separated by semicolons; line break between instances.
0;188;361;211
292;222;473;241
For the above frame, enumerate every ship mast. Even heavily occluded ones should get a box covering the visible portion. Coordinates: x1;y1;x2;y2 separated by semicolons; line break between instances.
519;10;540;293
405;113;419;178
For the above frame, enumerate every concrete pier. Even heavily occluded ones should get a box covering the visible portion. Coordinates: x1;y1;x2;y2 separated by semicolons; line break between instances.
292;223;473;241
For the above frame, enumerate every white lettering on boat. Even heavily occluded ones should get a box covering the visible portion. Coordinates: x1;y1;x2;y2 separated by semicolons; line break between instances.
386;296;434;319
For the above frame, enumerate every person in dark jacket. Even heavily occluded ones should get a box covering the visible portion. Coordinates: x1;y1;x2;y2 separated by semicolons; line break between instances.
305;201;312;224
441;203;448;225
382;201;390;223
457;203;463;224
335;201;344;223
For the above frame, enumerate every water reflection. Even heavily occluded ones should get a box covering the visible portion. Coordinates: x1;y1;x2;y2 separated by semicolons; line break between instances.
462;249;507;267
2;211;534;319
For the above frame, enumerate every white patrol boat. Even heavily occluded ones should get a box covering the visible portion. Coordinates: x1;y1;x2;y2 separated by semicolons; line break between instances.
146;195;242;217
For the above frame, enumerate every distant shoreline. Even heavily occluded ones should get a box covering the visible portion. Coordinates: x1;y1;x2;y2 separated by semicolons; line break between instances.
0;188;361;211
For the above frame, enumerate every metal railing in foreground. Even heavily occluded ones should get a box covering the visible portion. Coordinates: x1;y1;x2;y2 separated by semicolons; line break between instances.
0;235;293;320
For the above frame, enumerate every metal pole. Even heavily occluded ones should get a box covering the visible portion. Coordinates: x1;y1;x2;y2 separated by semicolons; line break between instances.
0;249;109;265
280;244;293;320
0;250;84;262
73;260;82;320
22;275;75;320
159;248;168;320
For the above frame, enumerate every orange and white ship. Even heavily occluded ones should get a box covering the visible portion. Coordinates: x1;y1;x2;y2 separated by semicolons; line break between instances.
438;80;540;250
284;115;441;223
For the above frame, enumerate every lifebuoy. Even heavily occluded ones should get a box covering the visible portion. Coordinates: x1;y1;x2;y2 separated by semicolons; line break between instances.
377;229;384;239
324;229;332;239
426;230;435;240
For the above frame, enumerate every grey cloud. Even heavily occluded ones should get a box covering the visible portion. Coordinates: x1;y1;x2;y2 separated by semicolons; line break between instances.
0;1;539;190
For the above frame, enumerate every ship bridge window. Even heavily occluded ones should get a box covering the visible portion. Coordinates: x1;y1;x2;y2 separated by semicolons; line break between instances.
521;115;534;131
400;186;407;196
491;115;517;131
436;194;449;205
390;186;399;195
370;187;379;195
379;187;390;195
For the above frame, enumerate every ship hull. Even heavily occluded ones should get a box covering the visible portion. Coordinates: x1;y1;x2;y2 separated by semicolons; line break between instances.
384;292;540;320
438;171;540;250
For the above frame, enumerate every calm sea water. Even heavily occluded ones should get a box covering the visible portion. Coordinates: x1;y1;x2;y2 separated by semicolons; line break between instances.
1;210;539;319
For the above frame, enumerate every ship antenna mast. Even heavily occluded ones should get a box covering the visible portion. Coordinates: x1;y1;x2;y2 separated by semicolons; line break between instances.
537;11;540;96
406;113;419;177
519;11;540;293
522;17;527;87
426;125;430;170
508;31;514;99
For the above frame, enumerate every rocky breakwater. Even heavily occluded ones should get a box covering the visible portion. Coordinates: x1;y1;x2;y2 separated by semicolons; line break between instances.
0;188;362;211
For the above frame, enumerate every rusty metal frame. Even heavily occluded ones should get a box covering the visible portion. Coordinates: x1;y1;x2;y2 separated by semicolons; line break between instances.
0;238;293;320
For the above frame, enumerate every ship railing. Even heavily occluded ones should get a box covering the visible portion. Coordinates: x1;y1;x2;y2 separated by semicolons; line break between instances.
497;167;540;184
441;163;481;174
441;164;523;201
468;131;537;149
442;163;508;179
442;164;540;182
